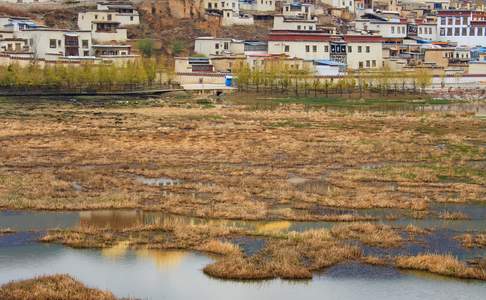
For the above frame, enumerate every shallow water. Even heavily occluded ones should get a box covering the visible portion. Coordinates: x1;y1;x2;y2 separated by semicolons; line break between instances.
1;243;486;300
3;206;486;233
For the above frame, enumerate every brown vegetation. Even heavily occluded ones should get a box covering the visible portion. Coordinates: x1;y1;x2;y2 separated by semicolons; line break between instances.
456;234;486;248
438;211;470;220
330;223;403;247
396;254;486;280
0;99;484;221
0;274;116;300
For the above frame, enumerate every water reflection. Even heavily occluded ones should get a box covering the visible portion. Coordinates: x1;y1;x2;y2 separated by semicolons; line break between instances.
135;249;188;270
4;207;486;234
79;210;143;229
101;241;130;259
1;244;486;300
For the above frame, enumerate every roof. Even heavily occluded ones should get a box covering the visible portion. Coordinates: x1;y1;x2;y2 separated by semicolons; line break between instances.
438;10;486;17
92;44;131;48
314;59;346;66
268;31;384;43
92;21;121;24
244;41;267;46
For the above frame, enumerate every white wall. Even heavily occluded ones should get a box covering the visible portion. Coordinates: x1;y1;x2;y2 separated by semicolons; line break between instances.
239;0;275;12
417;24;437;40
437;15;486;47
195;38;236;56
346;42;383;69
15;29;92;60
273;15;317;30
268;40;331;60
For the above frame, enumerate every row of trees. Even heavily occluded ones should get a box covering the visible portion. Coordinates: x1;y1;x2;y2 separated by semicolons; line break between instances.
233;59;434;96
0;57;175;91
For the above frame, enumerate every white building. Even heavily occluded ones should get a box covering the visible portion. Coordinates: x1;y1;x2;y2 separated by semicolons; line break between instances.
204;0;240;11
417;22;437;40
15;28;93;60
354;19;407;38
321;0;356;13
194;37;245;56
282;3;314;18
437;10;486;47
77;2;139;42
239;0;275;12
273;15;317;31
268;31;384;70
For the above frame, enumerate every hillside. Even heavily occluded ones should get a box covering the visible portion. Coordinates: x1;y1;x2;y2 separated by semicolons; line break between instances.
0;0;271;57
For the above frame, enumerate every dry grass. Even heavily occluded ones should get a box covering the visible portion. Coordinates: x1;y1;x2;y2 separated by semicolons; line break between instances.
0;228;14;235
330;223;403;247
0;100;484;220
195;240;242;255
438;211;470;220
203;229;360;280
456;234;486;248
396;254;486;280
0;274;116;300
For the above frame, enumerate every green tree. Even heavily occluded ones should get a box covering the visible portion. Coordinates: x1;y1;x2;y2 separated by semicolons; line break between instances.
137;39;155;57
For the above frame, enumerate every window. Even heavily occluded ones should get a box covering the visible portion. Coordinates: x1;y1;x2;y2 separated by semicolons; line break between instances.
461;28;466;35
312;45;317;52
447;28;452;36
297;25;301;30
391;26;395;34
95;14;98;19
366;46;370;53
463;16;468;24
107;14;112;21
305;45;310;52
419;27;422;34
470;27;475;36
49;39;56;48
455;28;460;36
358;46;362;53
224;42;229;50
429;27;432;34
359;61;363;68
348;46;352;53
366;60;370;67
448;17;453;25
83;50;89;56
479;27;483;36
440;28;445;36
324;45;329;52
284;45;289;52
372;60;376;67
130;16;134;21
82;40;89;48
215;43;219;49
58;40;61;47
455;17;461;25
441;17;445;25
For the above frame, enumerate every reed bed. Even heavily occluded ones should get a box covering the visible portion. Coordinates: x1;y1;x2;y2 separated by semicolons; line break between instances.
0;99;484;221
0;274;117;300
396;254;486;280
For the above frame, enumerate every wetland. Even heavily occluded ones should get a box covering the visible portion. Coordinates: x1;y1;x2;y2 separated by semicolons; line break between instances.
0;95;485;299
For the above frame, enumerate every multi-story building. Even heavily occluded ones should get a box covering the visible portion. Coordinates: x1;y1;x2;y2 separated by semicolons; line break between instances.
267;31;383;70
239;0;275;12
282;2;314;18
194;37;245;56
273;15;317;31
437;10;486;47
15;28;93;59
321;0;356;13
77;2;140;42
